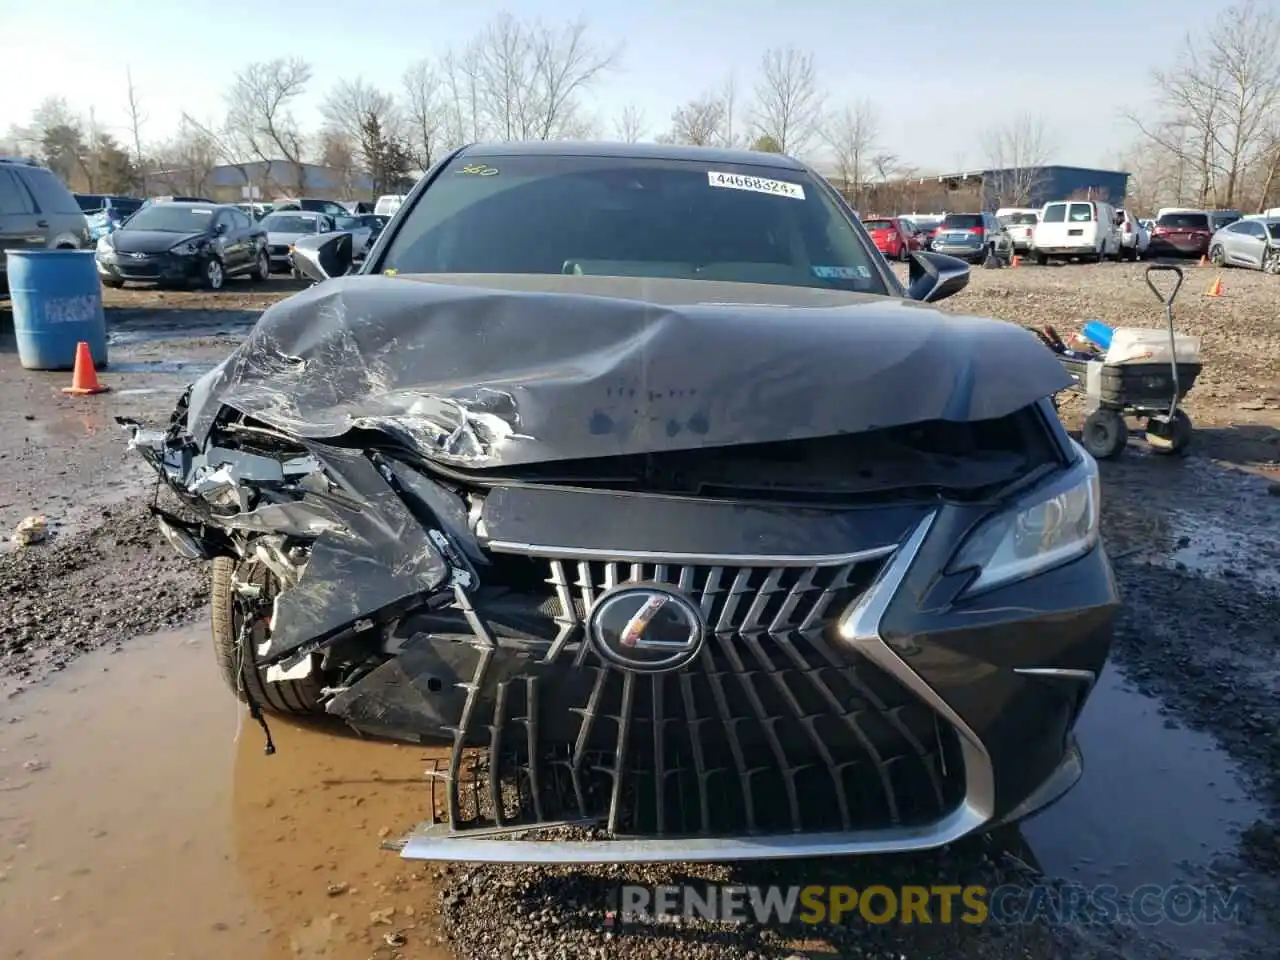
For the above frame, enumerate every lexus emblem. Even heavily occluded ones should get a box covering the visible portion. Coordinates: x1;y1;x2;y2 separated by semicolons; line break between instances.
587;584;706;673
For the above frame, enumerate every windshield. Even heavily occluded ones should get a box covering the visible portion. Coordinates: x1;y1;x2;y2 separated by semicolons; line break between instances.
1158;212;1209;229
263;213;324;233
1067;203;1094;222
861;219;894;231
376;155;888;294
941;214;982;229
122;204;216;233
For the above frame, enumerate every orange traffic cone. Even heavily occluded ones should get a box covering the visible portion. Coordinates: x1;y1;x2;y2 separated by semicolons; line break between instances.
61;341;109;395
1199;255;1209;267
1205;275;1224;298
1011;255;1020;268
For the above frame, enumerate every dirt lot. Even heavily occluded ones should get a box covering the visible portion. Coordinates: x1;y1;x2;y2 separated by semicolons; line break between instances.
1;263;1278;960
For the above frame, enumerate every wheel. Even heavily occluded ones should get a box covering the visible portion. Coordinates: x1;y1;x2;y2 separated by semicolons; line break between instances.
102;278;124;289
251;248;270;281
899;243;911;262
1209;244;1225;266
210;555;325;715
1147;410;1193;456
1081;409;1128;459
202;257;226;290
1263;249;1280;275
1036;252;1049;266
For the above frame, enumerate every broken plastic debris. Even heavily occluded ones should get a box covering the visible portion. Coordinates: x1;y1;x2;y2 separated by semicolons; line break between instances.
12;516;48;547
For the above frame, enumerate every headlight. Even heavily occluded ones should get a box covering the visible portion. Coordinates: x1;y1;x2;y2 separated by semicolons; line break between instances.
171;239;204;256
949;443;1100;594
95;236;112;254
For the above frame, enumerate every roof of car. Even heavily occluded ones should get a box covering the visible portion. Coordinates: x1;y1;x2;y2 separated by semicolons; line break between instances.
458;140;808;170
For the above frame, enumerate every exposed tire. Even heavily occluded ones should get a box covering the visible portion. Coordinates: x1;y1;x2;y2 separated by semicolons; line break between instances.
211;555;325;715
1036;251;1049;266
1147;410;1193;457
203;257;226;291
102;278;124;289
1081;409;1128;460
1209;244;1226;267
251;248;270;281
1263;249;1280;275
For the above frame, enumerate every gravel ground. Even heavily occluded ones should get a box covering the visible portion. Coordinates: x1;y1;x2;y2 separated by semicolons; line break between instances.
1;261;1278;959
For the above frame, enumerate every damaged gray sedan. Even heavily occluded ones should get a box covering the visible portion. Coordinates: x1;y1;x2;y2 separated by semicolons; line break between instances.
122;142;1118;864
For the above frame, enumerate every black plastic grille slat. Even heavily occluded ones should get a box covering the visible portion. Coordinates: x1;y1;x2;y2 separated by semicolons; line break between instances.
424;557;966;838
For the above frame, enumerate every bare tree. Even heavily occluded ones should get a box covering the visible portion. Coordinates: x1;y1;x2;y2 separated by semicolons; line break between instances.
322;77;400;146
225;58;313;193
402;58;446;169
150;120;219;196
613;103;645;143
979;113;1055;207
659;95;727;147
441;14;620;143
719;73;745;149
823;99;879;207
124;67;146;163
1127;2;1280;209
751;46;825;155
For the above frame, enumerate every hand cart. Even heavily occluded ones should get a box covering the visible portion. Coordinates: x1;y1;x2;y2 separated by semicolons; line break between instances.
1049;264;1202;460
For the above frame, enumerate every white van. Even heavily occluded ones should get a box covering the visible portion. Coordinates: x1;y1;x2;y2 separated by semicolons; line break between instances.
1032;200;1120;264
374;194;407;217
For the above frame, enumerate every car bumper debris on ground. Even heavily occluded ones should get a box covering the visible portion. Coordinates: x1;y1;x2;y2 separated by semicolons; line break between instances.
1;264;1279;960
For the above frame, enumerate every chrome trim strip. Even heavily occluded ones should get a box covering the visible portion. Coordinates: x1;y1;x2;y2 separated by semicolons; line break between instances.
400;511;991;864
992;736;1082;827
1013;667;1097;684
482;540;898;569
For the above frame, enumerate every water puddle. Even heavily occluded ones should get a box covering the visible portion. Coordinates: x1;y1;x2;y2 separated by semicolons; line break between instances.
0;625;452;960
1023;664;1262;888
1164;506;1280;592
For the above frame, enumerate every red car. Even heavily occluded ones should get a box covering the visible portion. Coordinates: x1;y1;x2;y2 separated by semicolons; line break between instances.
861;216;916;261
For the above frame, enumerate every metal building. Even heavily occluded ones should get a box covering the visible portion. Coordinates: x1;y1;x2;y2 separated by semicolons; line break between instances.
906;165;1131;211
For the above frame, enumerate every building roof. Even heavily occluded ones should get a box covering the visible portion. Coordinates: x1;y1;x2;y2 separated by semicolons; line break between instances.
908;164;1131;183
461;140;808;169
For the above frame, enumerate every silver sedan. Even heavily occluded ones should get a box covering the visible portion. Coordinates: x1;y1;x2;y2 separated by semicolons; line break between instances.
1208;218;1280;273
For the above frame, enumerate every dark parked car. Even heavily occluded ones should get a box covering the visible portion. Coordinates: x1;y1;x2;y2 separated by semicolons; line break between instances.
271;196;350;218
123;142;1116;865
95;201;268;289
1149;211;1214;258
0;156;91;291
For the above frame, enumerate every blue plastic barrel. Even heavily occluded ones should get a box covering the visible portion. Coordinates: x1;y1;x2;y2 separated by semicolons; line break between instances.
7;250;108;371
1081;320;1115;352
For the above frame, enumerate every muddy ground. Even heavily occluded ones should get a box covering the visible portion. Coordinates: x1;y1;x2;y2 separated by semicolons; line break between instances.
0;263;1278;960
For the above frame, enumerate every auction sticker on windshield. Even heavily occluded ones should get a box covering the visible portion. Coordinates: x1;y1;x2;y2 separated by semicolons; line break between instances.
707;171;805;200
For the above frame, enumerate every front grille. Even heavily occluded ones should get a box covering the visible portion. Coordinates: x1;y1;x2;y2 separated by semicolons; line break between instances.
422;551;966;839
269;244;289;256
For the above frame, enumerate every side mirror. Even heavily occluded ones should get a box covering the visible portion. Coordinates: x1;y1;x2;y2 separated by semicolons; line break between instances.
906;251;970;304
292;232;354;283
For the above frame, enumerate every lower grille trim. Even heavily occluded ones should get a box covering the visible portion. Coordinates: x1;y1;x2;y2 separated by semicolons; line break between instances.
399;514;996;864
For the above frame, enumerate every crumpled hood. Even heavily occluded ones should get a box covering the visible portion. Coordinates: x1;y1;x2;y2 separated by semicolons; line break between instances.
182;273;1072;469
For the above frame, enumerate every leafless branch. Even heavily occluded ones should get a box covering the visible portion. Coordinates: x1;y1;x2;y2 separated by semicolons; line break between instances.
402;58;445;169
751;46;825;155
225;58;312;191
979;113;1055;207
124;67;146;165
613;103;646;143
822;99;879;206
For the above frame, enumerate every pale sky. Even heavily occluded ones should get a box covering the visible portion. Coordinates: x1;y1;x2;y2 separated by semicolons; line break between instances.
0;0;1223;172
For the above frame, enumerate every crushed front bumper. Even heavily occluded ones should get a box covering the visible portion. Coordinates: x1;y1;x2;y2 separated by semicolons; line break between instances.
97;251;205;284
